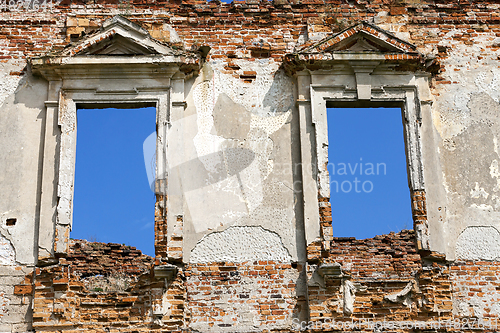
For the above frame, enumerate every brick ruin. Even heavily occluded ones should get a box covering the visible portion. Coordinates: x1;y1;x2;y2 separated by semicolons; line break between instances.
1;0;500;331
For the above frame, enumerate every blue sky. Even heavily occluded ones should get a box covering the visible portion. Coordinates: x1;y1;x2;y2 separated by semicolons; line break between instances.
72;106;412;257
72;107;156;256
327;107;413;238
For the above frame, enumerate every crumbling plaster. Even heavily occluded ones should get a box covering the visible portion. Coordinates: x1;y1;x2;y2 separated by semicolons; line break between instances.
0;233;33;332
3;5;499;268
190;226;292;263
173;62;301;262
0;62;47;266
2;3;500;331
431;30;500;259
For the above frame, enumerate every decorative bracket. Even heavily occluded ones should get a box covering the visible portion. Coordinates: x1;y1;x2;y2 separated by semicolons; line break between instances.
349;61;380;100
317;262;343;278
153;264;178;282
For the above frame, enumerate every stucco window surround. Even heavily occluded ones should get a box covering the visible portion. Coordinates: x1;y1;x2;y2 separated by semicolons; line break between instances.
31;16;199;264
285;23;434;252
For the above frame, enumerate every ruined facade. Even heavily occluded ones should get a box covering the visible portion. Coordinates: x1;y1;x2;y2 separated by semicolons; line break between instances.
1;0;500;331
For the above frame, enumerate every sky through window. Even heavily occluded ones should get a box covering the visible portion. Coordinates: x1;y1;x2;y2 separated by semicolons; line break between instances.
327;107;413;239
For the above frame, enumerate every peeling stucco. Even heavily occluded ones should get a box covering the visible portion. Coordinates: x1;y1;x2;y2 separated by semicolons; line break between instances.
190;226;292;263
2;5;500;331
456;226;500;260
0;233;15;266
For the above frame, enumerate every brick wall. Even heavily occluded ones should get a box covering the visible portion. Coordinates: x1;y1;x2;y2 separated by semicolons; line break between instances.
31;241;160;331
30;242;304;332
1;1;499;64
304;232;500;332
25;233;500;332
307;231;452;327
3;1;500;331
186;262;302;331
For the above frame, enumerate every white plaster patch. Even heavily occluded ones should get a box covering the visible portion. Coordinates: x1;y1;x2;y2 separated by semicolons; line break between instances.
474;70;500;103
192;80;226;173
491;302;500;316
453;284;500;318
189;63;293;233
250;111;290;137
57;99;77;227
192;66;290;175
470;182;489;199
235;153;264;213
433;30;500;139
434;89;471;139
185;176;249;232
234;205;295;258
164;23;181;43
470;203;494;210
190;226;291;263
456;226;500;260
0;62;23;109
490;159;500;192
210;60;293;117
384;281;415;308
342;280;356;315
0;233;15;266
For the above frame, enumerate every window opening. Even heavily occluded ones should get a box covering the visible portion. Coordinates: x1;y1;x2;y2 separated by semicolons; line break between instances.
72;107;156;256
327;107;413;239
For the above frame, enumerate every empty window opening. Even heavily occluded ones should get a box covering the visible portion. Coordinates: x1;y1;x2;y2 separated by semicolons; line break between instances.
6;218;16;226
72;107;156;256
327;107;413;239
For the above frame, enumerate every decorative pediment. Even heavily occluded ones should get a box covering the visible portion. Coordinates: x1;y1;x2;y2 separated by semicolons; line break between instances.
61;15;176;57
31;15;200;80
298;22;418;54
284;22;424;75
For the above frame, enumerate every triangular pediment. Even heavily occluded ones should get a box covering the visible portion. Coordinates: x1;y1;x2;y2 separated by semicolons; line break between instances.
31;15;201;80
60;15;177;57
298;22;417;54
78;34;156;55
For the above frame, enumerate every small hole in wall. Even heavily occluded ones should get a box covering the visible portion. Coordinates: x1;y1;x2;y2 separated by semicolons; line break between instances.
250;50;270;58
6;218;16;226
70;34;80;42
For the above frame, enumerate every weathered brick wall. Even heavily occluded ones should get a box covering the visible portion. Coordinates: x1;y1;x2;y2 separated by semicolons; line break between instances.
2;1;500;332
1;1;499;62
307;231;452;328
186;262;303;331
26;234;500;332
31;242;302;332
62;240;154;277
450;261;500;321
32;241;162;331
305;232;500;332
325;230;422;278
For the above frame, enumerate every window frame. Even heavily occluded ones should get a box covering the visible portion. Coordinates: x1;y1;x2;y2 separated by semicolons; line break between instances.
295;67;433;252
32;60;187;263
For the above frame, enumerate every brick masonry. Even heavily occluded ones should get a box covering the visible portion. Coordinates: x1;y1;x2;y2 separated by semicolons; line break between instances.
2;0;500;331
23;232;500;331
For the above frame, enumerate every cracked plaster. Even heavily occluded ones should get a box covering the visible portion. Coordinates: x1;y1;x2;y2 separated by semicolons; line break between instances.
181;62;297;260
456;226;500;260
190;226;291;263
